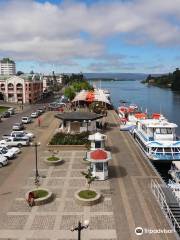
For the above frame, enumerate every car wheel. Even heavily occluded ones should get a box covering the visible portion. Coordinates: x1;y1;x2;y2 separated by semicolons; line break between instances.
17;144;22;148
0;163;3;168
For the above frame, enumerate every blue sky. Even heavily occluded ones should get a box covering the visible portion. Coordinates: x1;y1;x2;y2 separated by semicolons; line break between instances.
0;0;180;73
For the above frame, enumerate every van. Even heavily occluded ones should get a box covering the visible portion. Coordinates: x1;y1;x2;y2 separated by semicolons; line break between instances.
21;116;32;124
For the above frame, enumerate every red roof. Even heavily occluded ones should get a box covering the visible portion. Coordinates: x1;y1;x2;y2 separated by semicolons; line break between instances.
90;149;108;160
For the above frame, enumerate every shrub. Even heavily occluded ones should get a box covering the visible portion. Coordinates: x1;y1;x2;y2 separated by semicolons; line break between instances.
49;132;90;145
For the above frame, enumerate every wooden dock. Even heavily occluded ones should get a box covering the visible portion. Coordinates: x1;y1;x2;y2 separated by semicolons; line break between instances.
106;110;178;240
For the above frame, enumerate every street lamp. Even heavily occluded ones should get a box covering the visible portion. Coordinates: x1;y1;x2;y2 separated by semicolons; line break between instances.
71;220;89;240
30;142;41;185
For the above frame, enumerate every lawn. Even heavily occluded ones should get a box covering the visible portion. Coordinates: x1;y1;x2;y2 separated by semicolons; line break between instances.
0;106;8;114
33;189;49;199
78;190;97;199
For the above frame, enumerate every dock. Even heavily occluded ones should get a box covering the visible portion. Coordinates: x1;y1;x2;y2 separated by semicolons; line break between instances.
106;110;178;240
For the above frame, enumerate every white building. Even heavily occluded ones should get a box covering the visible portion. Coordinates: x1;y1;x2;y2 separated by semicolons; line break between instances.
0;58;16;75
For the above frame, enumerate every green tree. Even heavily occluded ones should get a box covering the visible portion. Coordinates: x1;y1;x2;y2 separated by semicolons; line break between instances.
172;68;180;90
64;87;75;100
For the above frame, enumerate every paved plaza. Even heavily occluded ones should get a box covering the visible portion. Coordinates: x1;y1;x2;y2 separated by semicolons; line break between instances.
0;150;117;240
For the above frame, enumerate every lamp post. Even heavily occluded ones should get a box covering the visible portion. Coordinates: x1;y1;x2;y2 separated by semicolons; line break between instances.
71;220;89;240
31;142;40;185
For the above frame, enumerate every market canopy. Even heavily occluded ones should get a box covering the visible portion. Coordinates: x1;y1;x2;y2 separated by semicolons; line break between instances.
55;111;104;122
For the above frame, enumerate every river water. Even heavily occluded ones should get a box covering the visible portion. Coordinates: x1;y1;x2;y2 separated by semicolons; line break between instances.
90;79;180;180
91;80;180;136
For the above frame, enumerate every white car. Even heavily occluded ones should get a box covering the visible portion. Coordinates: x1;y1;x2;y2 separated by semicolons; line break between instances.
0;148;15;159
21;116;32;124
0;146;21;155
11;131;34;140
0;138;29;147
0;155;8;167
12;122;24;131
31;112;38;118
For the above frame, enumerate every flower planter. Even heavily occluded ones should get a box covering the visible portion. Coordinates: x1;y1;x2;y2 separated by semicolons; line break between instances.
44;156;64;165
74;189;101;206
25;188;53;206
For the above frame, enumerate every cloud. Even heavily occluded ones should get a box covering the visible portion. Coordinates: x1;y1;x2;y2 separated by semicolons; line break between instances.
0;0;180;71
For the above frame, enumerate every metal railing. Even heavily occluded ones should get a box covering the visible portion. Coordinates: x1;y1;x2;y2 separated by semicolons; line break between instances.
151;179;180;233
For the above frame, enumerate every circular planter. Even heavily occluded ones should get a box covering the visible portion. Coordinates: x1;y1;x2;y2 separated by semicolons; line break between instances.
74;189;101;206
25;188;53;206
44;156;64;165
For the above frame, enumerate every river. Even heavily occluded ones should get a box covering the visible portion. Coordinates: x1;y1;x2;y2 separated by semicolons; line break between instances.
90;80;180;136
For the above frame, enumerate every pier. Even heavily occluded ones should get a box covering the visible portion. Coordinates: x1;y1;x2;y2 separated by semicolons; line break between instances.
106;110;178;240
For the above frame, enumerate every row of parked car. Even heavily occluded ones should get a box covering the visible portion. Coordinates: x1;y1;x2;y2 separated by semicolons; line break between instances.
0;107;46;168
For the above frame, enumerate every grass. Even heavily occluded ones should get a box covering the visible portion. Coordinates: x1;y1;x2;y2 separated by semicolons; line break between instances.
0;106;8;114
78;190;97;199
33;189;49;199
47;156;60;161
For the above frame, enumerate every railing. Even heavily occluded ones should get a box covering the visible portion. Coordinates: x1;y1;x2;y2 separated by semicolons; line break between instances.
151;152;180;160
151;179;180;233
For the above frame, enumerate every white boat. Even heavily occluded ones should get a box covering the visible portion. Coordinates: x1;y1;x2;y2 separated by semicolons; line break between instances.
133;117;180;161
118;104;146;131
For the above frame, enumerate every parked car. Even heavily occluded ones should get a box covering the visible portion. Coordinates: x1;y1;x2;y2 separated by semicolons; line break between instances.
0;148;16;159
8;108;15;115
37;108;45;114
31;112;39;118
11;131;34;140
12;122;24;131
0;155;8;167
21;116;32;124
0;146;21;155
0;137;30;147
2;111;11;118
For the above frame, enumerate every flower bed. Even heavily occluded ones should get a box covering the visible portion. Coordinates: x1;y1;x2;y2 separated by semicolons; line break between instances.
25;188;53;206
49;132;90;145
74;189;101;206
47;156;60;162
44;156;63;165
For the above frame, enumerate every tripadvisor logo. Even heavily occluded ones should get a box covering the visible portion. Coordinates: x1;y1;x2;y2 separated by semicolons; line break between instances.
135;227;144;235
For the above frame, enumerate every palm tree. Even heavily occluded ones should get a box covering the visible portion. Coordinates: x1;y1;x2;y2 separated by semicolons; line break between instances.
81;169;97;190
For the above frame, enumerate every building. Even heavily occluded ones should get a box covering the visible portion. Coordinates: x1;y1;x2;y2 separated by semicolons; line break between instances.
0;74;43;103
0;58;16;75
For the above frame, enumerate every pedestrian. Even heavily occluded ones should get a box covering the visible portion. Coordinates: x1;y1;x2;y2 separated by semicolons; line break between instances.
27;191;35;207
38;117;41;127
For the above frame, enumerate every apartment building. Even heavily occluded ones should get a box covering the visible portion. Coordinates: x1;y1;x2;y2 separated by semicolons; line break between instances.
0;74;43;103
0;58;16;75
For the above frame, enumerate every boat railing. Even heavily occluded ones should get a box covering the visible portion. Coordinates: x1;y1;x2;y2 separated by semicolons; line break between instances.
151;179;180;233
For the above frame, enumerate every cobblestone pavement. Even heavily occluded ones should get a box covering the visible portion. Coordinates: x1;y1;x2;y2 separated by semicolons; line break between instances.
0;150;117;240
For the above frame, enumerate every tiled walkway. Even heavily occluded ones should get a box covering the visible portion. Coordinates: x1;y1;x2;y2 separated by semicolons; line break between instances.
0;150;117;240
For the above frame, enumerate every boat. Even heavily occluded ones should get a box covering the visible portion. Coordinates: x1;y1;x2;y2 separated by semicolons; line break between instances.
118;104;146;131
133;116;180;161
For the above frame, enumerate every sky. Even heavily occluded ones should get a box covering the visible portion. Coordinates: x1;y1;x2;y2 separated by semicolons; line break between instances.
0;0;180;74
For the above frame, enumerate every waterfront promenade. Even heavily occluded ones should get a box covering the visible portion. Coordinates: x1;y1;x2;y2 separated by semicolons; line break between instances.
107;110;177;240
0;110;178;240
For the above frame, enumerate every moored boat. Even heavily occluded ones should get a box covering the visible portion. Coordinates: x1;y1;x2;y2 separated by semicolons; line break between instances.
133;117;180;161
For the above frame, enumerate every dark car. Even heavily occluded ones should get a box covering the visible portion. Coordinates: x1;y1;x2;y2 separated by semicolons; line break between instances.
2;111;11;118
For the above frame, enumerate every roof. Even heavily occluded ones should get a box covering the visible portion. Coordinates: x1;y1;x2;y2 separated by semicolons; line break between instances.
86;149;112;162
90;149;107;160
72;89;111;106
88;132;107;141
55;111;103;121
139;119;178;128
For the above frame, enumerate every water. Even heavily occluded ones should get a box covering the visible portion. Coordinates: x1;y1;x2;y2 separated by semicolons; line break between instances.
90;79;180;180
91;80;180;135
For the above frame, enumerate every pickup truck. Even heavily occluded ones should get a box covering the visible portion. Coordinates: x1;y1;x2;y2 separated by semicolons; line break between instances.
0;137;30;147
2;131;34;141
